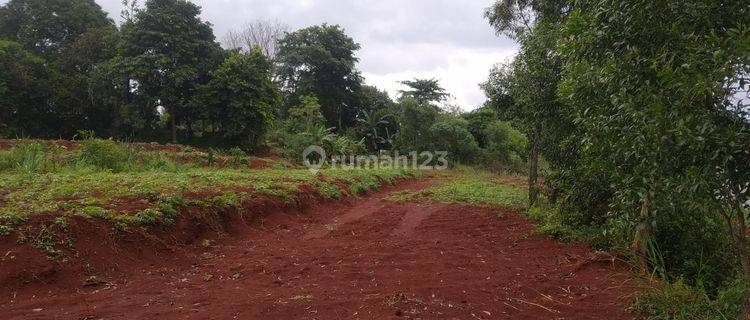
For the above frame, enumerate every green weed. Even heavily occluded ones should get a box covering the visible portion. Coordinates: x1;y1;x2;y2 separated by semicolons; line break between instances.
73;139;134;172
0;141;414;231
0;210;25;236
211;190;246;208
0;143;50;173
388;174;526;208
632;278;744;320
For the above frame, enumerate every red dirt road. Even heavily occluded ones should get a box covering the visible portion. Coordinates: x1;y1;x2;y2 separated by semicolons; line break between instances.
0;179;635;319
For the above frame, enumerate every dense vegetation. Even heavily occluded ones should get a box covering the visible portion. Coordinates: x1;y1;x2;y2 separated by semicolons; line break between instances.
0;0;526;168
482;0;749;318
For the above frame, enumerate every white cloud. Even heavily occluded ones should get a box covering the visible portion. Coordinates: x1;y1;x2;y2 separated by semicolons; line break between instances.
364;49;515;109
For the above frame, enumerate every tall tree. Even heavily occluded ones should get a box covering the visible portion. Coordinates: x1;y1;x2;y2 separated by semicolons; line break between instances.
192;48;281;150
485;0;572;205
0;0;115;60
276;24;363;130
558;0;749;316
120;0;222;143
0;40;53;137
394;97;441;152
398;78;449;105
0;0;120;138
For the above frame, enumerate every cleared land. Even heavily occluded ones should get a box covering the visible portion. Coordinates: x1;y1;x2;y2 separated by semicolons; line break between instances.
0;140;634;319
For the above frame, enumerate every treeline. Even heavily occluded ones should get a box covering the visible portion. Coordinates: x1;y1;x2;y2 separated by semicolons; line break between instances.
0;0;526;169
481;0;749;317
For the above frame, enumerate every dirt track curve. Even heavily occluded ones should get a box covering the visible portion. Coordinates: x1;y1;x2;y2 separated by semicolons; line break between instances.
1;178;634;319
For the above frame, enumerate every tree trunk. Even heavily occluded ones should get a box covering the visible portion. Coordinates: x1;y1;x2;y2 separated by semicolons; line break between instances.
733;200;750;320
337;107;343;132
631;193;652;273
528;137;539;206
170;108;177;144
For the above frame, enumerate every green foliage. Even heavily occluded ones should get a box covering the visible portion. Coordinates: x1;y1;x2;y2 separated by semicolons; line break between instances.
276;24;363;130
0;0;115;60
227;147;248;166
286;94;326;133
273;124;364;164
142;152;182;172
0;210;25;236
632;278;745;320
134;195;182;225
427;117;480;164
355;109;392;151
0;143;52;173
0;0;120;138
0;40;54;137
192;49;281;150
482;120;528;168
464;107;500;148
120;0;223;143
354;85;398;151
390;172;527;208
74;139;134;172
394;97;441;151
554;0;749;301
0;140;414;234
486;0;750;317
398;78;449;105
211;190;245;208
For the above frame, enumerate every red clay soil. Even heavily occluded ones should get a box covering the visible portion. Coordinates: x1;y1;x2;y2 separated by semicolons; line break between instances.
0;179;636;319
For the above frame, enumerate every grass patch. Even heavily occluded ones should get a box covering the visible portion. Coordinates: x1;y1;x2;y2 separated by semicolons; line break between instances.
0;141;414;234
631;278;744;320
524;204;607;244
388;171;526;208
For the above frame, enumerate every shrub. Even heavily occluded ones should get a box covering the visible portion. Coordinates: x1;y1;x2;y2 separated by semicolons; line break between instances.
142;152;182;172
482;120;528;168
0;210;26;235
0;142;50;173
427;117;480;164
632;278;745;320
73;139;133;172
329;135;365;156
228;147;248;165
286;94;326;133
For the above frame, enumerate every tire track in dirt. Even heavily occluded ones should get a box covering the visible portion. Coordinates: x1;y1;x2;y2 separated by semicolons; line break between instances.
302;197;388;240
0;177;635;319
389;203;447;237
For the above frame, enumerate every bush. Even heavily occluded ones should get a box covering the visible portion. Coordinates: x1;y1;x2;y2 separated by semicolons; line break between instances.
272;123;365;165
142;152;182;172
483;120;527;168
632;278;745;320
0;142;51;173
329;135;365;156
427;117;479;164
464;107;501;148
286;94;326;133
73;139;134;172
228;147;248;165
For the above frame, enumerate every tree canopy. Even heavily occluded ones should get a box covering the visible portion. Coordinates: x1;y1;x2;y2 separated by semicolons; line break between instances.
120;0;223;143
276;24;363;130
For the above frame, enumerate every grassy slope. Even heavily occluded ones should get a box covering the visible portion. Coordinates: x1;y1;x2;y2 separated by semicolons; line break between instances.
387;169;528;209
0;140;416;236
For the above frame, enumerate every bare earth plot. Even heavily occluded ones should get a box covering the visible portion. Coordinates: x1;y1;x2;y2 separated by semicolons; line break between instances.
0;178;634;319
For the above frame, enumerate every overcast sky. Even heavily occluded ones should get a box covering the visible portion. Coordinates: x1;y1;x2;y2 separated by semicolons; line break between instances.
14;0;520;109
